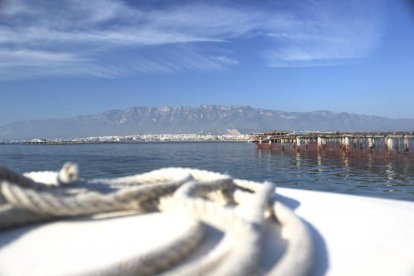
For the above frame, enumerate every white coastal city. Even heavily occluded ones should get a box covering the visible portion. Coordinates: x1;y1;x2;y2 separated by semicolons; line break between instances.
6;133;249;144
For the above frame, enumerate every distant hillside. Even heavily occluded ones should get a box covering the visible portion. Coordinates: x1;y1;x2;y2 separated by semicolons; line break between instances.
0;105;413;140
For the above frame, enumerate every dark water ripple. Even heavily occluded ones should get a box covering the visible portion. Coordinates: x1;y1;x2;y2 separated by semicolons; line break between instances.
0;142;413;201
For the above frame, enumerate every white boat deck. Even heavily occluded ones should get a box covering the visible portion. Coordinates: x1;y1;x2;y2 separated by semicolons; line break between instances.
1;188;413;275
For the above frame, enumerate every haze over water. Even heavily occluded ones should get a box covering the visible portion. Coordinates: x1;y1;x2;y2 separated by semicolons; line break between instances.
1;142;413;201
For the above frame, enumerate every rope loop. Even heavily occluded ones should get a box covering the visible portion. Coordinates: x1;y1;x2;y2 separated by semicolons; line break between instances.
0;163;313;275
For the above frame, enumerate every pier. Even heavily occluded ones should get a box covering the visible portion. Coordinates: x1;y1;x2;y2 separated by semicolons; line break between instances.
250;131;414;154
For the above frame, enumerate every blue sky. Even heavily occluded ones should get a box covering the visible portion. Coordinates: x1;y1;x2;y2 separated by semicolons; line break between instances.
1;0;414;126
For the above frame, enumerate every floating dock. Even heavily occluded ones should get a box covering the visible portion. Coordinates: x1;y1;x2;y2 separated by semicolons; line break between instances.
249;131;414;153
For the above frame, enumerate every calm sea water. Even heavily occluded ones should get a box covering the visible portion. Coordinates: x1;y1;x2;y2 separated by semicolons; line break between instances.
0;142;413;201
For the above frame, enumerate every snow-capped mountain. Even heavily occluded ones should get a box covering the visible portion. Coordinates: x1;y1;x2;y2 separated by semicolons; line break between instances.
0;105;413;140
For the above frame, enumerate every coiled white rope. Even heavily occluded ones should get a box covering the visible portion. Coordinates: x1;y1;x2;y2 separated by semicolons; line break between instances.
0;163;313;275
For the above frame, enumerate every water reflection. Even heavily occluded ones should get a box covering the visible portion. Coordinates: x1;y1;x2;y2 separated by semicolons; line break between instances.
385;159;395;181
341;154;350;179
258;146;414;201
317;151;323;173
1;143;413;201
296;151;302;170
367;152;373;170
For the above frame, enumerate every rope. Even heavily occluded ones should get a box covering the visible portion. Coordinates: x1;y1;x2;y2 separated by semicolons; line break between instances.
0;164;313;276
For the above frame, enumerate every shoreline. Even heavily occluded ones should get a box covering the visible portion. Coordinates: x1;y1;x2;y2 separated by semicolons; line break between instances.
0;133;249;145
1;140;248;145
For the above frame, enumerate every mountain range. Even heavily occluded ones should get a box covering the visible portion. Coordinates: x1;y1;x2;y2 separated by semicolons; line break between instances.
1;105;413;140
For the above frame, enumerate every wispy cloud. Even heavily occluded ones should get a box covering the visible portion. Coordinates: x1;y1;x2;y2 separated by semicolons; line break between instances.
263;1;384;67
0;0;384;80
